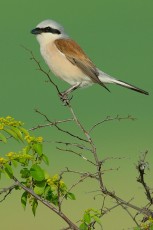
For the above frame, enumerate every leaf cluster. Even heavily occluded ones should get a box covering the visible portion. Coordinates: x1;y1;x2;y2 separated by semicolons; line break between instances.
79;209;102;230
0;116;75;216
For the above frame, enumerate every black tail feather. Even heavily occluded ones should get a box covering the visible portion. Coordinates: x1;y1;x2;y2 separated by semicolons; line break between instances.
115;79;149;95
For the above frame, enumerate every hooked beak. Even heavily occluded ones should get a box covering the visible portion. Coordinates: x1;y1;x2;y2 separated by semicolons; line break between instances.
31;27;42;35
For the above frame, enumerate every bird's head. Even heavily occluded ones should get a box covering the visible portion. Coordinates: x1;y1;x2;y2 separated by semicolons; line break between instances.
31;19;67;44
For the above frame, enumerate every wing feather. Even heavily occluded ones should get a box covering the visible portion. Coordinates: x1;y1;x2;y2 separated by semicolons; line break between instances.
54;38;109;91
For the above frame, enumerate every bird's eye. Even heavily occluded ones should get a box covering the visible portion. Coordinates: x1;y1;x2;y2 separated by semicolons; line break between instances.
42;26;61;35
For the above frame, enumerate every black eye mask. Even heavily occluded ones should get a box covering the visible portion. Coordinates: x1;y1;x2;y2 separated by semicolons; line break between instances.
31;26;61;35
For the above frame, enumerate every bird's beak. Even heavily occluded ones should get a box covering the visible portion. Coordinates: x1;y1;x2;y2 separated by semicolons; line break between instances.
31;27;42;35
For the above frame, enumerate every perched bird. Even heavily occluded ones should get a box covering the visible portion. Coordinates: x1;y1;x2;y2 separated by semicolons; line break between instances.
31;19;149;98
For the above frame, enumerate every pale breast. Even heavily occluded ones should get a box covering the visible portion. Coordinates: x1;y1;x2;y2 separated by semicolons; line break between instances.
40;42;92;86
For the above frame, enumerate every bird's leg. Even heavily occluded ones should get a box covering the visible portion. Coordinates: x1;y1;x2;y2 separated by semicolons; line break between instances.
62;82;81;95
59;83;81;105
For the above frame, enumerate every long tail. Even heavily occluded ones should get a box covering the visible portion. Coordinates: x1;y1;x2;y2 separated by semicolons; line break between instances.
98;70;149;95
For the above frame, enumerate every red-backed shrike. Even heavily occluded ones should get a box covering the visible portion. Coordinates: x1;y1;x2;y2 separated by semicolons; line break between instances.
31;19;149;97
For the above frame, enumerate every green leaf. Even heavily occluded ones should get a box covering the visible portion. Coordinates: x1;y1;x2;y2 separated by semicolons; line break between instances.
44;185;52;201
21;191;28;210
12;160;18;167
10;127;23;142
24;145;31;154
4;164;13;178
79;223;88;230
92;215;101;226
150;225;153;230
30;164;45;181
32;199;38;216
84;213;91;224
42;154;49;165
34;181;46;195
19;127;29;136
0;132;7;143
51;195;58;206
20;168;30;178
3;128;19;141
33;143;43;156
14;185;20;190
67;192;76;200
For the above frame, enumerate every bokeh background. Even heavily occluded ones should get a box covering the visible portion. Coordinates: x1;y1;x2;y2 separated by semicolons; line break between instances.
0;0;153;229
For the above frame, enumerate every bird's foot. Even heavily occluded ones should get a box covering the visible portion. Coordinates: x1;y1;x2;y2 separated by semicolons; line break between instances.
59;92;73;106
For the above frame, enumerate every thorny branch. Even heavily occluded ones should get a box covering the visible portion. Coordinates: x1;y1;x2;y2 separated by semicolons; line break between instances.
60;170;96;204
66;102;105;192
35;109;88;143
119;202;139;226
29;118;74;131
137;151;153;204
22;46;61;94
11;48;152;228
89;114;136;133
56;147;96;166
55;141;92;153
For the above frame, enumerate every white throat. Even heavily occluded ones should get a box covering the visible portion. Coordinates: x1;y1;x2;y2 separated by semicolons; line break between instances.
36;33;64;46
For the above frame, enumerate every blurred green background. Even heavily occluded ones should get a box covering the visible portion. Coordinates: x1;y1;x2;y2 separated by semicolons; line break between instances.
0;0;153;229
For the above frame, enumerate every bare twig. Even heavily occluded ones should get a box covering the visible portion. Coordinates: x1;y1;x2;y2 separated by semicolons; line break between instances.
67;103;105;192
57;174;62;213
55;141;92;153
101;196;107;213
89;115;136;133
57;147;96;166
22;45;61;94
61;167;98;179
119;203;139;226
104;190;153;217
29;119;74;131
35;109;88;143
60;172;95;204
102;203;121;216
0;183;18;202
